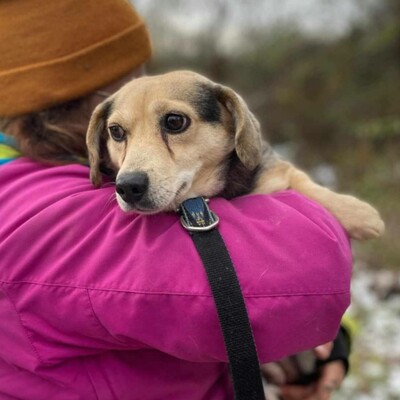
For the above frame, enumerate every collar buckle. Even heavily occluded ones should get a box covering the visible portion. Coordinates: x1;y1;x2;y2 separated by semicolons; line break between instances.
179;197;219;232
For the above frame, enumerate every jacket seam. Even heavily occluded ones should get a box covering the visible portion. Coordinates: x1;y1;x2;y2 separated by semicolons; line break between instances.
85;289;127;345
0;280;349;298
80;359;100;400
1;283;44;365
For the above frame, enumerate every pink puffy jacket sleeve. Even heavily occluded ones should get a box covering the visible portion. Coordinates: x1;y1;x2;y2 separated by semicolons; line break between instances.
0;159;351;380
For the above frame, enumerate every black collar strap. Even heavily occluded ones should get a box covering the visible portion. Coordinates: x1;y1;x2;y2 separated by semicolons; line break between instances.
179;197;265;400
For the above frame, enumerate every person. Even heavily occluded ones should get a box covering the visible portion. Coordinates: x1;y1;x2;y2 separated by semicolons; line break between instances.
0;1;351;399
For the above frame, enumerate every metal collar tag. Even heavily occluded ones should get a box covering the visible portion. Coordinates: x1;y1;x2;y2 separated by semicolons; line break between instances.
179;197;219;232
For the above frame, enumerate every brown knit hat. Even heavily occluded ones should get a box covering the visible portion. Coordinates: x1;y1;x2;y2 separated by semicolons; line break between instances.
0;0;151;117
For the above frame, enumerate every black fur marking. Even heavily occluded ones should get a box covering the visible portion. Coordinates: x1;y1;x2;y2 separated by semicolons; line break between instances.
158;115;174;155
190;83;221;123
161;129;174;155
101;100;114;125
98;100;117;178
219;152;260;199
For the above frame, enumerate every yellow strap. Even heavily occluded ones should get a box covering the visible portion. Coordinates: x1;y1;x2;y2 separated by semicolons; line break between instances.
341;314;359;338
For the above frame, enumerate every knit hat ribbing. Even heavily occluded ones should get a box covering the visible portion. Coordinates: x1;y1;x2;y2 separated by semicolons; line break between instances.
0;0;151;117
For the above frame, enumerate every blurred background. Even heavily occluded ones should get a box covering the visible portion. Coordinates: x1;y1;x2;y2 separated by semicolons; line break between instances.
133;0;399;398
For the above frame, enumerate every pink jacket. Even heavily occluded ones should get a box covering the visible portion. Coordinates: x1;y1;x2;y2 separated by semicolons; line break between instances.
0;159;351;400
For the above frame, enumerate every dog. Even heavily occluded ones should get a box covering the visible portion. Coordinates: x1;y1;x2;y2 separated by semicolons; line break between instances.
86;70;384;241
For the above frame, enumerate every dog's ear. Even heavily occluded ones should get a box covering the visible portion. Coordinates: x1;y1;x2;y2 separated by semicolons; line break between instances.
86;99;113;187
216;85;263;170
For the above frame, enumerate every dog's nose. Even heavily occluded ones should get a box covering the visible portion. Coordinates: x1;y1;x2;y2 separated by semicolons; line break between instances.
116;172;149;204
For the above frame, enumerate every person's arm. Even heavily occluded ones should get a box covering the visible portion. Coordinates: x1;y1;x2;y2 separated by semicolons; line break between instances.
317;326;351;374
265;326;351;400
0;159;352;365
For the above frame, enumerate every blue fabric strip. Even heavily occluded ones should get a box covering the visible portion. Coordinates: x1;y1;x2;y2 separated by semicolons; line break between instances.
0;132;17;147
0;158;15;165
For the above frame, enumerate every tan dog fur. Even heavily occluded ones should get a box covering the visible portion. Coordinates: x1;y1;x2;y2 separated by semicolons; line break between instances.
87;71;384;241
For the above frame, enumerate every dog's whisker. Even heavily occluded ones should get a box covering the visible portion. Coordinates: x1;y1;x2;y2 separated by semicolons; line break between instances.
101;181;116;188
106;193;116;207
99;192;117;214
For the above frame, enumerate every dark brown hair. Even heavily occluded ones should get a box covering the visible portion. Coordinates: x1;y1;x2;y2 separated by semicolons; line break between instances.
1;98;90;164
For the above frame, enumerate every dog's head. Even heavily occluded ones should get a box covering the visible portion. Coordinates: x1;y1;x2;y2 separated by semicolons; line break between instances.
86;71;263;213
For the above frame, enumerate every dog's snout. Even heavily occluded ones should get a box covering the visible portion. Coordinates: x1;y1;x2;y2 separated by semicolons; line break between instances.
116;172;149;204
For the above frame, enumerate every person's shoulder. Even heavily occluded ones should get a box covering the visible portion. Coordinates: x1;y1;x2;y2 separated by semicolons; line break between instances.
0;160;351;299
0;157;114;214
0;157;91;190
212;190;350;252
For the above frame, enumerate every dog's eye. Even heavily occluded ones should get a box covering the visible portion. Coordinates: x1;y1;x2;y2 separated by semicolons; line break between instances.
163;113;190;134
108;124;126;142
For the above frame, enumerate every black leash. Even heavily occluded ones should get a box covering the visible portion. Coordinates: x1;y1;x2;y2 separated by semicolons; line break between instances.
179;197;265;400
